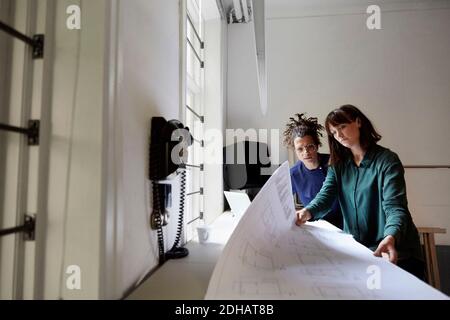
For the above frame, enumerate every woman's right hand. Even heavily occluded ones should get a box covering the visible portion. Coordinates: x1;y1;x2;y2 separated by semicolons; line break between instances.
296;208;312;226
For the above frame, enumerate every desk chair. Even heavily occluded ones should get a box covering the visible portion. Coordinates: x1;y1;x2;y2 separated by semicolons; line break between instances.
418;227;446;290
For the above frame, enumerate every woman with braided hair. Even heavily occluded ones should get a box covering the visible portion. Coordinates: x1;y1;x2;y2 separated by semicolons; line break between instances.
283;113;342;229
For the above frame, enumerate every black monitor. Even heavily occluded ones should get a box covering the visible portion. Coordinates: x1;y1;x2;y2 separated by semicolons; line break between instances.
223;141;271;200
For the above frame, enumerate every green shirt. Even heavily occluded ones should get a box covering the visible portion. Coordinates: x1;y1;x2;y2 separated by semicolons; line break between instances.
306;144;422;261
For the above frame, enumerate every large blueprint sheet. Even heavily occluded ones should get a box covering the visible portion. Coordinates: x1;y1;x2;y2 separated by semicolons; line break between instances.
206;162;448;300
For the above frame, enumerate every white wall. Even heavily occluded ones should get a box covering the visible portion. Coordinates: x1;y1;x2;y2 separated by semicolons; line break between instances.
405;169;450;245
111;0;183;297
110;0;226;297
41;0;223;299
227;21;261;131
42;0;106;299
38;0;186;299
227;2;450;244
266;7;450;166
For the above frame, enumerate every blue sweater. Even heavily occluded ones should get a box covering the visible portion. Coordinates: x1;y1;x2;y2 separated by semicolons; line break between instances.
290;154;342;228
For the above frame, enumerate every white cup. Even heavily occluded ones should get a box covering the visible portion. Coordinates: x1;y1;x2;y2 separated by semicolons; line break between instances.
197;225;212;244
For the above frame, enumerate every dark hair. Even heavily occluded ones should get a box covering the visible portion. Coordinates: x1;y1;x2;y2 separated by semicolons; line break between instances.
325;105;382;165
283;113;324;148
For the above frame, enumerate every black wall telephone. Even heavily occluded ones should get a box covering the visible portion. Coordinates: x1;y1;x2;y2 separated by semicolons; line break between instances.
149;117;192;264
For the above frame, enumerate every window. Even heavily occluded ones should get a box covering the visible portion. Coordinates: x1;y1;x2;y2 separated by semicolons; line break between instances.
184;0;205;240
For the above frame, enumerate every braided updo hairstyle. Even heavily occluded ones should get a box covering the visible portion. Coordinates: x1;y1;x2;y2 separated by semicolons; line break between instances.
283;113;324;148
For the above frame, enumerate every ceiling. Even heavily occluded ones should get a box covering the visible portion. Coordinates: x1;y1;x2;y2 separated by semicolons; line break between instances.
265;0;447;18
265;0;439;10
218;0;444;21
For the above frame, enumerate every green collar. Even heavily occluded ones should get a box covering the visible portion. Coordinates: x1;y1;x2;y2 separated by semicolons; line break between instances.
346;144;380;168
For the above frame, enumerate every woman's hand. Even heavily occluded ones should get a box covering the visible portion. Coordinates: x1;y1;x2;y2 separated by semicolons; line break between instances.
373;235;398;264
296;208;312;226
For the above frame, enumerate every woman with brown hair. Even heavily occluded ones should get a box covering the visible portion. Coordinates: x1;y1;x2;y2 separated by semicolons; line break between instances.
296;105;424;280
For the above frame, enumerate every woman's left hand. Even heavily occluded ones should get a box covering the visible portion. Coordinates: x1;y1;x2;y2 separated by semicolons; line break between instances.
373;235;398;264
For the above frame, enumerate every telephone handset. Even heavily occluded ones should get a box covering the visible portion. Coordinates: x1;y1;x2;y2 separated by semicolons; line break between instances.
149;117;192;264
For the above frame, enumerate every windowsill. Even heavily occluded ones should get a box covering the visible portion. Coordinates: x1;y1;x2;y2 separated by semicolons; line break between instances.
126;211;241;300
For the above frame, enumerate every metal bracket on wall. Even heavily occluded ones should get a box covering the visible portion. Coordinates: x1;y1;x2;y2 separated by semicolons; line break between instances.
180;163;204;171
0;214;36;241
0;21;45;59
187;188;204;196
0;120;40;146
31;34;44;59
